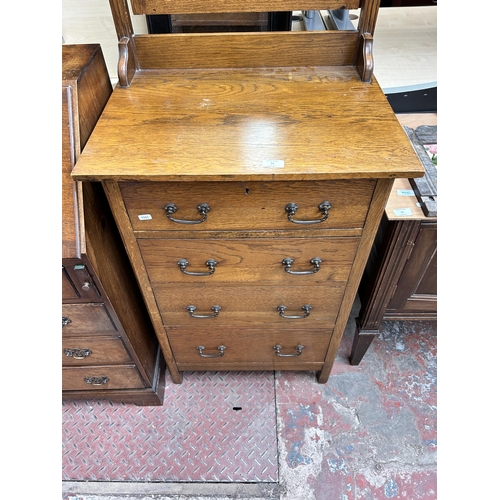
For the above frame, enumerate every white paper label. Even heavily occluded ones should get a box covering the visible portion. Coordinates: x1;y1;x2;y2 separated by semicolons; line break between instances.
397;189;415;196
262;160;284;168
138;214;152;220
393;208;413;216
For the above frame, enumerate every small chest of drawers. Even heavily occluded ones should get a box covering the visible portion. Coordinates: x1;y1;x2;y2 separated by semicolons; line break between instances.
122;178;376;375
62;44;165;404
72;43;424;385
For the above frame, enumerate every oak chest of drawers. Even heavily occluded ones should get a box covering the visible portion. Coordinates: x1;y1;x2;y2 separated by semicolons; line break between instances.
62;44;165;404
71;0;425;384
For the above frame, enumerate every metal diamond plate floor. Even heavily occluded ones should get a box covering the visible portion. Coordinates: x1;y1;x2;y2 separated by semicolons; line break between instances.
62;371;278;482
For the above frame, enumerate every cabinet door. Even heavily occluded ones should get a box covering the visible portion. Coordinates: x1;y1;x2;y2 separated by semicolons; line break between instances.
386;221;437;314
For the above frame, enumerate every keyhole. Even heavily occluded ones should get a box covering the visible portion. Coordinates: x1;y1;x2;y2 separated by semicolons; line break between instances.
245;188;250;195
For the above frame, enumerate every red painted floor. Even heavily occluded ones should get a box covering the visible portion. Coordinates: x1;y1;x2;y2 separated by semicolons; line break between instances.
63;310;437;499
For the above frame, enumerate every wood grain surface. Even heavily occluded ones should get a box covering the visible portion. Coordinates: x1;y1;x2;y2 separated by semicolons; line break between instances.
134;31;358;68
153;282;344;328
120;180;375;231
130;0;360;14
72;67;424;181
167;327;332;368
137;236;360;284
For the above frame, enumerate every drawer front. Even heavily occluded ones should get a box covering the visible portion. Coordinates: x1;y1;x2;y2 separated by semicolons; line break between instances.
167;327;331;369
62;365;145;391
62;337;132;366
62;267;80;300
139;237;359;284
62;264;101;302
154;283;344;328
120;180;375;232
62;303;118;336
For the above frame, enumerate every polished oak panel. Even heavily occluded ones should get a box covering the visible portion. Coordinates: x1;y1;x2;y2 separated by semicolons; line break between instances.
62;337;133;365
154;283;344;328
62;303;118;336
121;180;375;231
71;68;424;182
62;365;145;391
167;327;331;369
138;237;359;284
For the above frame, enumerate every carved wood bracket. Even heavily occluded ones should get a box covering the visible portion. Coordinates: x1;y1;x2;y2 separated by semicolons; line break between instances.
118;37;135;87
359;33;374;83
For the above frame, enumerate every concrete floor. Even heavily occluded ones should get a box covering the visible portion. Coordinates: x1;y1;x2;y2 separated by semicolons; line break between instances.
62;297;437;500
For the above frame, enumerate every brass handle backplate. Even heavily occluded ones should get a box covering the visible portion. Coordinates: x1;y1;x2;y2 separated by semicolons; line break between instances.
178;259;218;276
196;345;226;358
164;202;210;224
285;201;332;224
277;304;312;319
282;257;322;275
64;348;92;360
84;376;109;386
187;305;221;318
274;345;305;357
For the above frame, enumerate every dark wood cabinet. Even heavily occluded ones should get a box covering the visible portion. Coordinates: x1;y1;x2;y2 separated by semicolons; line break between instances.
62;44;165;405
350;177;437;365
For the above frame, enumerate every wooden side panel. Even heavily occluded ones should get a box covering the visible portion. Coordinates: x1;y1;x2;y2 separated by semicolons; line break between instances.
75;49;113;149
130;0;360;15
318;178;394;383
82;181;159;382
135;31;359;69
102;180;183;384
62;86;80;259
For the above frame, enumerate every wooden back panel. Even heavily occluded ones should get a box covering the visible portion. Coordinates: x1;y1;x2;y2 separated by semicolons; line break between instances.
109;0;381;85
135;31;358;68
130;0;360;15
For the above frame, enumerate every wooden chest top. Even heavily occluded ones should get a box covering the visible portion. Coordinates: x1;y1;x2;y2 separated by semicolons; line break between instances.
71;66;424;182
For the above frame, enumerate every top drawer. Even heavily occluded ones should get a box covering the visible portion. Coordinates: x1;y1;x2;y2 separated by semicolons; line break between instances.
120;180;376;232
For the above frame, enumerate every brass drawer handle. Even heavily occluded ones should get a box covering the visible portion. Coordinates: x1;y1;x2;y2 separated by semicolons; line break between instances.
62;316;72;327
282;257;322;275
187;305;221;318
285;201;332;224
277;304;312;319
164;202;210;224
196;345;226;358
84;376;109;386
178;259;218;276
274;345;305;357
64;348;92;360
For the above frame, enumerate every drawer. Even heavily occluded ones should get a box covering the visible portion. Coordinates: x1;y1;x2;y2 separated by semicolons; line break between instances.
62;267;79;300
138;237;359;284
62;263;101;302
62;303;118;336
120;180;376;232
62;365;145;391
167;327;331;370
62;336;133;366
154;283;344;328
